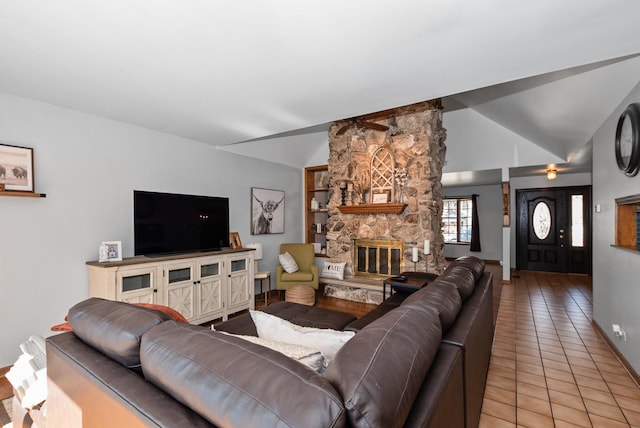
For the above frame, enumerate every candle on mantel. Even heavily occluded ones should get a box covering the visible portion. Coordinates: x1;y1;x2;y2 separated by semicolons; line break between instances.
424;239;430;255
412;247;419;262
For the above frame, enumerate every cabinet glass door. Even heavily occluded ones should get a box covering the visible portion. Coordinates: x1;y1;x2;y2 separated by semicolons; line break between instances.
117;266;158;304
196;259;223;322
228;256;250;311
168;267;192;283
231;259;246;272
122;273;151;292
165;262;195;320
201;262;220;278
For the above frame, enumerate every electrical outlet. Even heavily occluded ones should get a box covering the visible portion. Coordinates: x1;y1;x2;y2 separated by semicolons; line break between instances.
612;324;627;341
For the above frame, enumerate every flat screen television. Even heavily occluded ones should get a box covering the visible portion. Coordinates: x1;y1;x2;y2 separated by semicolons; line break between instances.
134;190;230;256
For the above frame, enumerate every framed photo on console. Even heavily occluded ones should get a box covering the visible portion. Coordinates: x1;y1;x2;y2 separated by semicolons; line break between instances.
251;187;285;235
229;232;242;249
0;143;35;192
99;241;122;262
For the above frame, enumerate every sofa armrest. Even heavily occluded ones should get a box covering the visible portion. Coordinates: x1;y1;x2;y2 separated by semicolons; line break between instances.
47;332;213;428
310;264;319;288
441;271;493;428
404;344;464;428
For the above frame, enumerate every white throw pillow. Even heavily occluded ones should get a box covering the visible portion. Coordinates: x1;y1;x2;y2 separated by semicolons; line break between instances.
250;310;354;363
278;252;299;273
321;261;346;280
219;332;326;373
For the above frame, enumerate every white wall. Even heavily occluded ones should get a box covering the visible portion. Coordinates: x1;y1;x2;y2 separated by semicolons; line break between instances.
443;108;565;173
0;93;302;367
592;81;640;373
442;184;503;262
220;130;330;169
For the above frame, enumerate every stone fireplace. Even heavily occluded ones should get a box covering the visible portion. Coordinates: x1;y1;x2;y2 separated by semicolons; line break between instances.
325;99;447;283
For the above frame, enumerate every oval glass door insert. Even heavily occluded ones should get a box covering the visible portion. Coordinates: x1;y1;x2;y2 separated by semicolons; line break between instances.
532;201;552;240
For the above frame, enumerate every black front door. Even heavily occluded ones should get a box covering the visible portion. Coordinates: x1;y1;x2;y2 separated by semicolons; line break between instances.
516;186;591;274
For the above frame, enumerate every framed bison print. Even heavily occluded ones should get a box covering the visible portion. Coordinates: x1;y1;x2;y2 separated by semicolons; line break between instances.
0;143;34;192
251;187;284;235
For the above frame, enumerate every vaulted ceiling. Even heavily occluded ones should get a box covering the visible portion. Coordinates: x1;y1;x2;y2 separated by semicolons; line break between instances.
2;1;640;182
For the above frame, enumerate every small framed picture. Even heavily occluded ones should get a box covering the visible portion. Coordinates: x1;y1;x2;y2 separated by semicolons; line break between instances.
99;241;123;262
372;191;391;204
0;143;35;192
229;232;242;249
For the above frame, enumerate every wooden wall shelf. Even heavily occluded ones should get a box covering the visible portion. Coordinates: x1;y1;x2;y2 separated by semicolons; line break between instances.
615;193;640;251
337;203;406;215
305;165;329;256
0;191;46;198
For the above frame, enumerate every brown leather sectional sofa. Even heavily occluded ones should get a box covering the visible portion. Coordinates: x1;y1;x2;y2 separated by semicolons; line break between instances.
45;256;493;428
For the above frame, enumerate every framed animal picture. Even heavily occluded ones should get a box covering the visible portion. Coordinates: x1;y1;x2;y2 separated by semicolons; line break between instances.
251;187;285;235
0;143;35;192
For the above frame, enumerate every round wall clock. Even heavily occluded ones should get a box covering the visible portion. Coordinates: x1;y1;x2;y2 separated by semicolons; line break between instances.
615;103;640;177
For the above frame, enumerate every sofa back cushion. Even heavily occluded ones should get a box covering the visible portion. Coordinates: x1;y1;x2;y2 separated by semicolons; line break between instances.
67;297;171;369
141;321;347;428
446;256;485;281
324;304;442;428
438;265;477;301
402;280;462;332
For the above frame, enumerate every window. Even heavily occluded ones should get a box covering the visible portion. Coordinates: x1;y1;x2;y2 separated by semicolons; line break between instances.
443;198;473;243
571;194;584;247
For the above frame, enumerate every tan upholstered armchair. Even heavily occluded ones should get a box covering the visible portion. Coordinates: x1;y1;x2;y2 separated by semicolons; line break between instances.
275;243;319;293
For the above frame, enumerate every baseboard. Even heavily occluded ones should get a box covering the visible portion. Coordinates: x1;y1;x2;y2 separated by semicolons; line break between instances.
592;320;640;387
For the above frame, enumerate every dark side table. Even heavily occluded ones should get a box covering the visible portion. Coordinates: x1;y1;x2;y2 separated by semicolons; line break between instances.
382;271;438;300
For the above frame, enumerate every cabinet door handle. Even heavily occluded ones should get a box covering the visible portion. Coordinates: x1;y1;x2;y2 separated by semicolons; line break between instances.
153;289;158;293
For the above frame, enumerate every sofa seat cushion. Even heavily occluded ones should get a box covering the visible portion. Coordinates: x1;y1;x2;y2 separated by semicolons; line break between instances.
263;301;357;329
344;291;408;332
280;270;313;282
214;301;357;336
141;321;347;428
68;297;172;369
402;281;462;332
324;304;442;428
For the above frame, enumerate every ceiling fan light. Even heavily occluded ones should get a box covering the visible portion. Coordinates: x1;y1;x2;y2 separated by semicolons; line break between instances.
546;169;557;181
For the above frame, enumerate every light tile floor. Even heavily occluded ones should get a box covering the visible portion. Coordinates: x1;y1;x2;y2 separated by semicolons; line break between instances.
480;271;640;427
